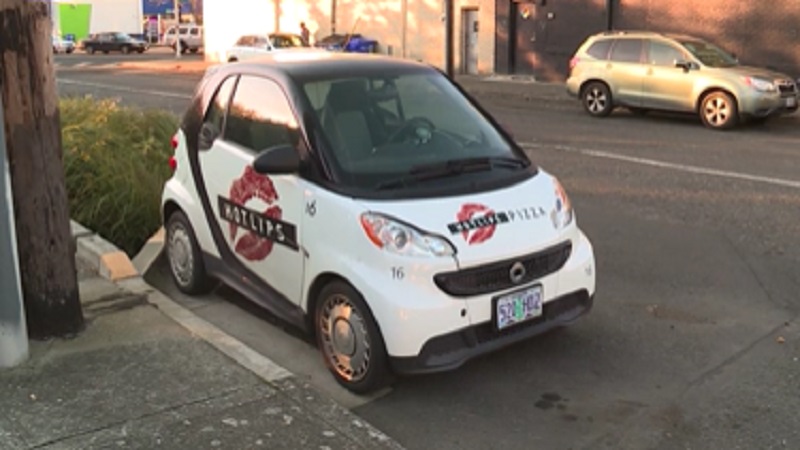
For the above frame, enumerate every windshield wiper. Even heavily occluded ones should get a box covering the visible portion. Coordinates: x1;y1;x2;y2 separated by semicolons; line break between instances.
374;156;528;190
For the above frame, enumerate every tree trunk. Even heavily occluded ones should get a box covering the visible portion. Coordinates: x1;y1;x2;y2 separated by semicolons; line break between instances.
0;0;84;338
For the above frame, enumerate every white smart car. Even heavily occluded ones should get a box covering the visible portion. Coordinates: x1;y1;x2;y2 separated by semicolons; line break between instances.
162;52;596;393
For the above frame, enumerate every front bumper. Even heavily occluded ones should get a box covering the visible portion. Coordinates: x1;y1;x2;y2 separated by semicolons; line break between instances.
391;289;594;375
740;91;798;118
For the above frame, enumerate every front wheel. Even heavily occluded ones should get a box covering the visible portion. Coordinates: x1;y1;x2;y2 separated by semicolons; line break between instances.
700;91;739;130
581;82;613;117
315;281;392;394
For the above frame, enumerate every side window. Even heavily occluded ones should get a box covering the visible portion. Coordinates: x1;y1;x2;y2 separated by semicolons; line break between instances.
586;39;613;60
224;76;299;153
648;41;686;66
204;76;238;134
610;39;644;63
190;28;200;36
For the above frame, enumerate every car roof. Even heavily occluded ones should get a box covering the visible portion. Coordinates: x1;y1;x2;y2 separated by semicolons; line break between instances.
592;30;704;42
213;52;436;80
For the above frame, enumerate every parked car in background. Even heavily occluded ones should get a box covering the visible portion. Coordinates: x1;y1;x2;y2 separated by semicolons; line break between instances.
567;30;799;130
161;52;596;394
80;32;149;54
163;24;204;54
224;33;312;62
52;35;75;54
315;33;378;53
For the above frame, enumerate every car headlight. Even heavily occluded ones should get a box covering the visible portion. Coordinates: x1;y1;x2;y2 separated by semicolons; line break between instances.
552;178;574;229
744;77;776;93
360;212;456;257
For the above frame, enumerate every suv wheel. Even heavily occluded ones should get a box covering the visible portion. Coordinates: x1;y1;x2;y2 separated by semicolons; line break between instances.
700;91;738;130
582;82;613;117
165;211;214;295
315;281;392;394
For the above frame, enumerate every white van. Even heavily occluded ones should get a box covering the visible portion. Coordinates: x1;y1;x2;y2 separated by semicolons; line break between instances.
163;23;203;53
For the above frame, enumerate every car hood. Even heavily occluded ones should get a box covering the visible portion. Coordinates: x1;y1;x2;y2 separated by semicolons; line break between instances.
723;65;793;81
356;172;568;268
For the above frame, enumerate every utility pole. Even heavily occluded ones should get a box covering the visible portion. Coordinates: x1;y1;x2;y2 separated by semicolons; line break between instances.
0;96;27;368
0;0;84;339
174;0;181;58
444;0;454;77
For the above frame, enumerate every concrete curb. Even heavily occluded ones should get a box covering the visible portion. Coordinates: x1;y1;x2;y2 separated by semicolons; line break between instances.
71;221;405;449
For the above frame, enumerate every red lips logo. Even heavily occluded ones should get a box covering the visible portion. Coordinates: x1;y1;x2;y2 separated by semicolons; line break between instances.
457;203;497;245
228;166;282;261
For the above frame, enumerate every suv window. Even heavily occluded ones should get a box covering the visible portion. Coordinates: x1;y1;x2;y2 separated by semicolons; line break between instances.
190;28;200;36
648;41;686;66
609;39;644;63
586;39;612;60
205;76;238;135
236;36;253;46
224;76;298;153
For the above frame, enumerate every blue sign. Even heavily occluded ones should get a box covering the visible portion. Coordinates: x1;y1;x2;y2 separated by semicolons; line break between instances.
142;0;192;16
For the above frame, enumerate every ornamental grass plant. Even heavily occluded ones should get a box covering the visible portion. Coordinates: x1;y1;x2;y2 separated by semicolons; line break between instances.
61;96;177;256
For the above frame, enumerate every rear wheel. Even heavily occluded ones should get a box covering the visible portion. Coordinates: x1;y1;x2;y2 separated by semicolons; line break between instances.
581;81;613;117
315;281;392;394
700;91;739;130
165;211;214;295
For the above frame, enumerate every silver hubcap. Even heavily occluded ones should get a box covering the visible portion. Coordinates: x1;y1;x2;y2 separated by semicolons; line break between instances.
319;294;370;382
168;224;194;287
704;96;730;126
586;87;607;113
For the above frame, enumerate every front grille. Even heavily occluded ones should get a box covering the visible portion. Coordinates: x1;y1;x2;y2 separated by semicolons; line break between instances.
434;241;572;297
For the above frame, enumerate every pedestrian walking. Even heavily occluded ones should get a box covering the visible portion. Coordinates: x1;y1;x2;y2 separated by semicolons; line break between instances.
300;22;310;46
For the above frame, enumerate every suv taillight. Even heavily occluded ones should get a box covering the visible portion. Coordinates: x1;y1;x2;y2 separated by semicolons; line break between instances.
171;133;179;150
569;57;580;71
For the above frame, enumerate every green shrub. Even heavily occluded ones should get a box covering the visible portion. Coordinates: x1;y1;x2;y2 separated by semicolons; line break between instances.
61;96;178;256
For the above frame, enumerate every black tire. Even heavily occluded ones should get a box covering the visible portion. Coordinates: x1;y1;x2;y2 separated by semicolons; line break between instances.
315;281;392;394
165;210;214;295
121;45;130;54
189;48;198;54
227;57;238;63
700;91;739;130
581;81;614;117
180;41;188;54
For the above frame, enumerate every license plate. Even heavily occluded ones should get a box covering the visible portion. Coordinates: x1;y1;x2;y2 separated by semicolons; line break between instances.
787;96;797;108
495;285;543;330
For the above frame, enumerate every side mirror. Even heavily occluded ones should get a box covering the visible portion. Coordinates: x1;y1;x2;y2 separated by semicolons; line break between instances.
253;145;300;174
675;60;696;72
198;122;220;151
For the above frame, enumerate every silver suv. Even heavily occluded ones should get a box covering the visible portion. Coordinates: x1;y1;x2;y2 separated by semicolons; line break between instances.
566;31;799;129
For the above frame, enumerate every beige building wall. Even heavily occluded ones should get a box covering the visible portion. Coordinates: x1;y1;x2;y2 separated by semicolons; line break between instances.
204;0;496;74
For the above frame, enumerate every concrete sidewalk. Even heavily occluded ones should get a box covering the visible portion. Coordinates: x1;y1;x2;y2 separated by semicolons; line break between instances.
0;225;403;450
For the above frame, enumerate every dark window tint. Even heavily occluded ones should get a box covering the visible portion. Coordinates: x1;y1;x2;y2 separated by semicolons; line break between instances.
586;39;612;60
610;39;643;63
190;28;200;36
648;41;685;66
205;75;237;135
235;36;252;46
224;76;299;153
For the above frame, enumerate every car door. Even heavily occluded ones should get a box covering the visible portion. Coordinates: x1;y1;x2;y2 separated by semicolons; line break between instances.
641;40;697;112
606;38;647;107
198;74;306;305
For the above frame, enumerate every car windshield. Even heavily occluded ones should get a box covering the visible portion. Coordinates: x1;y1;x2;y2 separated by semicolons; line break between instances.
679;40;738;68
271;34;305;48
301;72;528;191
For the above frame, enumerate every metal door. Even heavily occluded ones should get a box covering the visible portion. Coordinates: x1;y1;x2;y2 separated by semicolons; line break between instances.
462;9;479;74
511;1;539;75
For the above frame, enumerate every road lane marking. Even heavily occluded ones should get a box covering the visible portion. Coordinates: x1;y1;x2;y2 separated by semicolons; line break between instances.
57;78;193;100
521;142;800;190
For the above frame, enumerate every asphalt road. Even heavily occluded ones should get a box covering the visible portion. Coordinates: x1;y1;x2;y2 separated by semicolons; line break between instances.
56;54;800;450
